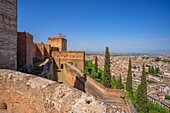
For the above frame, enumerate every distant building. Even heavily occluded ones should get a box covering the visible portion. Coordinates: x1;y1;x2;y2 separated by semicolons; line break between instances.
48;33;67;51
33;33;85;71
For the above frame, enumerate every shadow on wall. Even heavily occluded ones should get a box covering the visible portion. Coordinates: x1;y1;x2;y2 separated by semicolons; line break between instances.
36;45;44;61
73;75;86;92
52;59;59;82
61;64;63;69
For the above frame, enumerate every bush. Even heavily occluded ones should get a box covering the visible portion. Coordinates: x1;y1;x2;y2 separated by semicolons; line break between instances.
165;95;170;100
147;101;170;113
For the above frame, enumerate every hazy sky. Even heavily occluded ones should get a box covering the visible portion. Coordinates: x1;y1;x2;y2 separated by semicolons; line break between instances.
18;0;170;53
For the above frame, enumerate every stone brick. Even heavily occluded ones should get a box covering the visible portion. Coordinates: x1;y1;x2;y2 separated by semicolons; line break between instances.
52;51;85;71
48;33;67;51
35;43;45;60
44;44;51;58
17;32;33;71
0;0;17;70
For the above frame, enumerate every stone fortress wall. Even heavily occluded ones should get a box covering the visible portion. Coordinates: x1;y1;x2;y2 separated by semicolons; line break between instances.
34;43;46;60
17;32;33;71
52;51;85;71
0;0;17;69
33;33;85;71
63;63;85;91
0;69;112;113
0;0;131;112
63;62;132;113
63;62;124;97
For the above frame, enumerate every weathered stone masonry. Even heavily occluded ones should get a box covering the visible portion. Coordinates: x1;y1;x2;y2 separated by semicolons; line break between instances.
0;0;17;70
17;32;33;72
0;69;115;113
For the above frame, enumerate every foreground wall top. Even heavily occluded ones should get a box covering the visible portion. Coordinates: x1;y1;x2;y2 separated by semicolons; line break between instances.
0;69;125;113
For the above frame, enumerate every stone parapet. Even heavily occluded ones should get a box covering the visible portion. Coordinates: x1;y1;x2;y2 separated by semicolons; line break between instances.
63;62;129;112
0;69;118;113
64;62;124;96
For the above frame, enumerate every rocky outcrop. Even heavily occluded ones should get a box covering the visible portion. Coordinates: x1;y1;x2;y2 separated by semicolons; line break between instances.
0;69;126;113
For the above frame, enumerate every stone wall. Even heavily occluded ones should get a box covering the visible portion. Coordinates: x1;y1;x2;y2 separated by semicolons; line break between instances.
0;69;123;113
63;63;126;99
85;76;124;97
63;63;85;92
0;0;17;69
26;32;33;69
17;32;26;67
63;62;123;97
35;43;45;60
63;63;129;112
125;99;137;113
17;32;33;70
34;43;51;60
44;44;51;58
52;51;85;71
32;43;36;58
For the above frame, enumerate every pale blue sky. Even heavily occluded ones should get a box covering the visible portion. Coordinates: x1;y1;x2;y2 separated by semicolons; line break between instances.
18;0;170;53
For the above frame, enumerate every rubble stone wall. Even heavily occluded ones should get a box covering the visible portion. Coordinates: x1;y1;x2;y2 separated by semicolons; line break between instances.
0;69;111;113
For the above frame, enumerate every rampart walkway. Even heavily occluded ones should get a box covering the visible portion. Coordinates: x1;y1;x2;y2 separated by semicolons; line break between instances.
62;63;130;112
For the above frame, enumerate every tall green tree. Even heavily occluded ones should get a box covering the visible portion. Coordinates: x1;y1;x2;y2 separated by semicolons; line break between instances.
103;47;111;88
126;58;133;93
155;67;160;73
116;74;123;89
137;64;148;113
148;66;151;73
94;56;98;73
151;66;154;73
136;84;142;110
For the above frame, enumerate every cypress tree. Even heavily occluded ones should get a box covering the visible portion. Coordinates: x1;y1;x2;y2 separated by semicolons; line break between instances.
137;64;148;113
94;56;98;73
126;58;133;93
151;66;154;73
155;67;160;73
103;47;111;88
136;84;142;109
116;74;123;89
148;66;151;73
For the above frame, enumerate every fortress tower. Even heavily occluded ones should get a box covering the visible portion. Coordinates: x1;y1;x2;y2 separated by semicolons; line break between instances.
0;0;17;69
48;33;67;51
17;32;33;72
33;33;84;71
